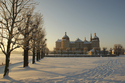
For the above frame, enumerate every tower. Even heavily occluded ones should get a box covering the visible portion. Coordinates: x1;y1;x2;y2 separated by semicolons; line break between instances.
61;32;70;50
90;33;92;42
91;33;100;49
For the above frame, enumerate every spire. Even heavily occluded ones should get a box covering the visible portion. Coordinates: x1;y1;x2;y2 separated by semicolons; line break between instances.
84;37;86;40
90;33;92;41
65;32;67;35
94;33;96;36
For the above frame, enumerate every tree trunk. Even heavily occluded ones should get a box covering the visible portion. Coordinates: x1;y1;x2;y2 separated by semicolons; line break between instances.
40;51;42;59
24;49;28;67
3;54;10;77
32;47;35;64
43;52;45;57
40;51;43;59
3;38;11;77
38;51;40;60
36;50;39;61
39;51;41;60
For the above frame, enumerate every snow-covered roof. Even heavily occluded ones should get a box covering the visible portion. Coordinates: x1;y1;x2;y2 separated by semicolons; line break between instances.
83;37;91;44
84;39;88;42
93;33;99;39
62;35;69;38
93;35;98;38
62;32;69;40
75;38;83;42
84;41;91;44
56;39;61;42
89;49;99;52
90;49;95;52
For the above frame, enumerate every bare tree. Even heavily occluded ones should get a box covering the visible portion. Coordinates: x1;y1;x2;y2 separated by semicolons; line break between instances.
32;13;46;61
45;47;49;55
109;48;112;55
28;13;45;63
36;31;44;61
102;47;107;55
121;48;125;54
41;39;47;58
31;26;46;63
18;8;37;67
0;0;35;77
113;44;122;56
30;24;38;64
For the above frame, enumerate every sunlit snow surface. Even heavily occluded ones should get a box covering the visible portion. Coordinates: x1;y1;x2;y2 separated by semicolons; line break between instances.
0;54;125;83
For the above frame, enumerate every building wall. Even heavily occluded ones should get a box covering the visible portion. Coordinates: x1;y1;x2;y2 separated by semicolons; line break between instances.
75;42;83;49
56;42;61;50
61;39;69;50
91;40;99;48
56;41;99;51
70;43;75;48
84;44;91;51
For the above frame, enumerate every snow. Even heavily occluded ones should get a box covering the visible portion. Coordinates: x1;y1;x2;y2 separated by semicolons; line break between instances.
83;38;91;44
84;40;91;44
75;38;83;42
89;49;95;52
93;35;98;38
0;54;125;83
62;34;69;39
93;33;99;39
89;49;99;52
56;39;61;42
84;41;91;44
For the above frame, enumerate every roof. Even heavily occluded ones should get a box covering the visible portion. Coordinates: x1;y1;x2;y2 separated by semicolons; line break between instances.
56;39;61;42
93;35;99;38
90;49;95;52
93;33;99;39
83;37;91;44
62;32;69;40
70;41;75;43
84;41;91;44
89;49;99;52
75;38;83;42
62;35;69;38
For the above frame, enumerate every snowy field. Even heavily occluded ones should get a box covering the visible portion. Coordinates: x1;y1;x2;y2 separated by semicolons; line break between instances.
0;54;125;83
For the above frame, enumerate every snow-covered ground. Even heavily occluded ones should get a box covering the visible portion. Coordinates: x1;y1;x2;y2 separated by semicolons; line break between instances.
0;54;125;83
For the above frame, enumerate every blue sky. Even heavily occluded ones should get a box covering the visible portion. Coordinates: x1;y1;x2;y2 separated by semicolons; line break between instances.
35;0;125;51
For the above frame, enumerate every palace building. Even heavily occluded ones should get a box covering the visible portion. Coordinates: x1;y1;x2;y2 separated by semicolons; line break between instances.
55;32;100;52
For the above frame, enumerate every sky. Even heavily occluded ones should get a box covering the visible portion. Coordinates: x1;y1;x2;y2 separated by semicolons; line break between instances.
34;0;125;51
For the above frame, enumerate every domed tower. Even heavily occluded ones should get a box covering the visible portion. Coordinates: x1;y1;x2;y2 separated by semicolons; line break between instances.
62;32;69;40
91;33;100;48
61;32;70;50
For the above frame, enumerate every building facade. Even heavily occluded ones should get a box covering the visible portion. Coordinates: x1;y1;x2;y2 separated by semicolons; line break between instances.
55;32;100;52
